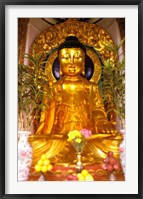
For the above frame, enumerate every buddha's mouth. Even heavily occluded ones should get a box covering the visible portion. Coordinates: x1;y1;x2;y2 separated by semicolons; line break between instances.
68;68;76;73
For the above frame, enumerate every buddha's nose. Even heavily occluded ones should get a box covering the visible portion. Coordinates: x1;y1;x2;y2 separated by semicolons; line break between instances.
69;57;74;64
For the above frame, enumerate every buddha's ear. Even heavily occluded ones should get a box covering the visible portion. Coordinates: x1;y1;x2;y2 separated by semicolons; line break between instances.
82;61;85;76
82;70;85;76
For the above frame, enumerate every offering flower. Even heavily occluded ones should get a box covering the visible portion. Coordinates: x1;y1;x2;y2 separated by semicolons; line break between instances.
80;128;92;138
67;129;92;153
67;129;92;172
67;130;82;141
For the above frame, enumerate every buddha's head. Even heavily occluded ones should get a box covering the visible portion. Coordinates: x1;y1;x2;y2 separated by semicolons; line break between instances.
58;36;86;77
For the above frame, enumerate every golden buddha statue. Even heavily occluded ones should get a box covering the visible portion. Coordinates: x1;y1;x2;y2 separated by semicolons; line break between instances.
29;36;123;167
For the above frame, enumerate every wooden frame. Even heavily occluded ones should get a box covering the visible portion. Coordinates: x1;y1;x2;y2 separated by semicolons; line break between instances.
0;0;143;198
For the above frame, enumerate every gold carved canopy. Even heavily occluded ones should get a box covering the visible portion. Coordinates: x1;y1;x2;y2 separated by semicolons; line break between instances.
30;19;115;84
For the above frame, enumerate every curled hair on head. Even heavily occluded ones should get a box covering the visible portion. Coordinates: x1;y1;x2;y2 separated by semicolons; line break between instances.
58;36;86;54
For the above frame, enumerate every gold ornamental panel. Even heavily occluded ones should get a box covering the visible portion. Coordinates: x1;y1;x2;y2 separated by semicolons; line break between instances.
30;18;116;83
86;48;102;83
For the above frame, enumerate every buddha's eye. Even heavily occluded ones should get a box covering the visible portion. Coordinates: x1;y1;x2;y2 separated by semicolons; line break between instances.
62;54;70;60
74;54;83;60
61;56;69;61
75;54;78;57
62;57;68;60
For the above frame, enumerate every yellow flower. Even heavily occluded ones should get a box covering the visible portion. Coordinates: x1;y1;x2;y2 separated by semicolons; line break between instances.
75;138;82;143
68;134;75;140
68;130;81;140
67;138;72;142
68;131;75;139
74;130;82;137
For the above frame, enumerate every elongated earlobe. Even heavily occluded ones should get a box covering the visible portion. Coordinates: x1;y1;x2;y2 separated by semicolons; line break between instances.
82;69;85;76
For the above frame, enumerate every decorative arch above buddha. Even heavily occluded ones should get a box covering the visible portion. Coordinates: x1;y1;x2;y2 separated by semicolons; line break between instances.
30;19;116;84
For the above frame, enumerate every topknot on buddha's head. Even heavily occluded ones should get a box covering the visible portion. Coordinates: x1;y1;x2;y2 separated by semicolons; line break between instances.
58;36;86;54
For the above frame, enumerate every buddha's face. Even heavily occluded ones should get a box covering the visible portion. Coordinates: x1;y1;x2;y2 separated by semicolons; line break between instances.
59;48;85;77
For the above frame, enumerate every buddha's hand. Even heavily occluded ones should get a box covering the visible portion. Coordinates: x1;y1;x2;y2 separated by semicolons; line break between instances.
96;119;117;134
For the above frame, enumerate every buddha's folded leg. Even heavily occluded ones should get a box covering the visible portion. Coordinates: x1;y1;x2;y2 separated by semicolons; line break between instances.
82;133;123;164
28;133;123;170
29;136;78;169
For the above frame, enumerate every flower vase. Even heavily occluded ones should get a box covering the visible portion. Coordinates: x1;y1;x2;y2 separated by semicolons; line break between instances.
119;129;126;176
18;131;33;181
76;152;83;173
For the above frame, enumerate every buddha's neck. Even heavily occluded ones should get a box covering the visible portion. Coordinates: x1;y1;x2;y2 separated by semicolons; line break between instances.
63;75;81;81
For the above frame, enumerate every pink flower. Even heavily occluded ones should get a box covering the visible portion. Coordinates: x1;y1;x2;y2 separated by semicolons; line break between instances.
21;151;27;156
80;129;92;138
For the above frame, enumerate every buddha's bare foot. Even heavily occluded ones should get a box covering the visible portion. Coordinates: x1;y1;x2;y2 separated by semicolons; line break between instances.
96;120;117;134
